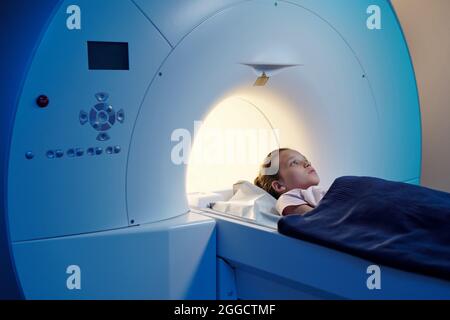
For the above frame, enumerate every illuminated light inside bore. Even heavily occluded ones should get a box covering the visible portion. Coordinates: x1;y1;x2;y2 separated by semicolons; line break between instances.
186;96;280;194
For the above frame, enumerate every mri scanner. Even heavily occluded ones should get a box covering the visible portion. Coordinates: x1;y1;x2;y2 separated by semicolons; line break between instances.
1;0;450;299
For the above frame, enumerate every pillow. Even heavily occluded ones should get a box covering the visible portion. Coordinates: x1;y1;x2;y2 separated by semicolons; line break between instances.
212;180;281;227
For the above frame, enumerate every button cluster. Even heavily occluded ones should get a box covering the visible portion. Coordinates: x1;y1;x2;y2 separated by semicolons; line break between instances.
79;92;125;142
25;145;122;160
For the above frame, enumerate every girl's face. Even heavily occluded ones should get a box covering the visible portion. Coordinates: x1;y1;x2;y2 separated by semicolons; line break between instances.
272;149;320;193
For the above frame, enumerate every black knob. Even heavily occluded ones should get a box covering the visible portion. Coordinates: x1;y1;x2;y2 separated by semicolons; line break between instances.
36;95;49;108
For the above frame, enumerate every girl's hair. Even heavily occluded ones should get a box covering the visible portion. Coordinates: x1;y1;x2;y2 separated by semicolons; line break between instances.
254;148;291;199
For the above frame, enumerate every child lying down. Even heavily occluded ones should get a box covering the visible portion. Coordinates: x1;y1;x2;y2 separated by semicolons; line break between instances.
255;148;450;281
254;148;328;216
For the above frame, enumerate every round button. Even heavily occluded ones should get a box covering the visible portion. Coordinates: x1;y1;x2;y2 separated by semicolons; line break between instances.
87;148;95;156
46;150;55;159
114;145;121;154
36;95;49;108
55;150;64;158
79;111;88;125
67;149;75;157
97;132;110;141
117;109;125;123
90;106;113;132
98;111;108;123
76;148;84;157
95;147;103;155
95;92;109;102
106;146;113;154
25;151;34;160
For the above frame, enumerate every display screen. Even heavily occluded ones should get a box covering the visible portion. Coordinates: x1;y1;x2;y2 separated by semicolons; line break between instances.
87;41;129;70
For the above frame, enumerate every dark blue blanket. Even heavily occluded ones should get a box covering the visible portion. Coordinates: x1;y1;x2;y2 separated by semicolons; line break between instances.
278;176;450;281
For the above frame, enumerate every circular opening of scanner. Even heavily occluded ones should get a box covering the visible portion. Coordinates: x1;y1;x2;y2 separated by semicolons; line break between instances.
185;89;316;195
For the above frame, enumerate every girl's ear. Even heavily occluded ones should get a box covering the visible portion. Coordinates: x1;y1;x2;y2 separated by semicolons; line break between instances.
271;180;286;194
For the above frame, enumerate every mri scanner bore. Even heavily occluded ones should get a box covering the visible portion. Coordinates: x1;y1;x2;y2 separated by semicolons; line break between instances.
1;0;450;300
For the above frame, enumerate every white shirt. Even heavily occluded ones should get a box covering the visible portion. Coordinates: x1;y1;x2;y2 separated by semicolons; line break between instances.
276;186;328;216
